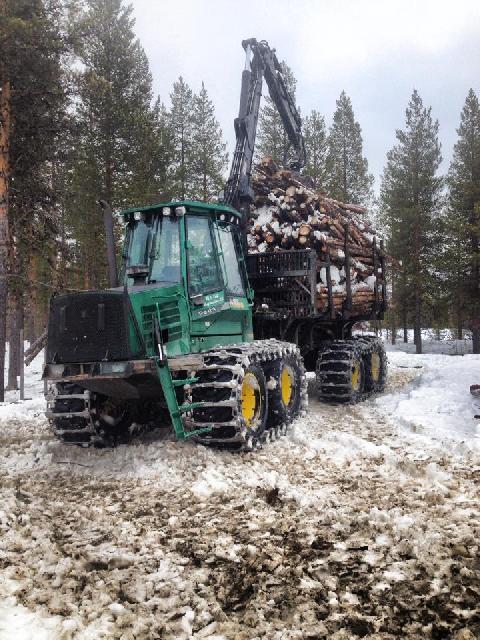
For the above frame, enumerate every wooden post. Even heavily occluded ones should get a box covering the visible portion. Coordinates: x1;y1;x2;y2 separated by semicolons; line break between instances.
344;225;352;313
373;235;379;308
379;241;386;301
19;329;24;401
326;251;335;320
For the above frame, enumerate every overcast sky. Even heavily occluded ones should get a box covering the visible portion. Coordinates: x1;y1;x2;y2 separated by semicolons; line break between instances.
130;0;480;191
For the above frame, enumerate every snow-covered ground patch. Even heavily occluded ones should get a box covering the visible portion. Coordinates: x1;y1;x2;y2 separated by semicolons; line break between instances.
379;349;480;454
0;340;479;638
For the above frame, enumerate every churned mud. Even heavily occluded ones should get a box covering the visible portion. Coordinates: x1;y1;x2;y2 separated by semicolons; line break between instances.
0;363;479;639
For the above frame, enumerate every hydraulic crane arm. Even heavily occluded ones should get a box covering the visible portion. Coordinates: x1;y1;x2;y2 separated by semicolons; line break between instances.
223;38;306;222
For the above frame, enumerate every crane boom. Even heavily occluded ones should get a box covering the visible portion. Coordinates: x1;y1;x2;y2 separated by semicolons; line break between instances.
223;38;306;223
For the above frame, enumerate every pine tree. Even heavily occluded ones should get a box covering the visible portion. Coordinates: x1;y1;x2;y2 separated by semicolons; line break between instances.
66;0;164;289
191;82;228;202
256;62;298;167
169;76;194;200
444;89;480;350
303;110;327;189
0;0;9;400
381;90;443;354
325;91;374;205
0;0;68;395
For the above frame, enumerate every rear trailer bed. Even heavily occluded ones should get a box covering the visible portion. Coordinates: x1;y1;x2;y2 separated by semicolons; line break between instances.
247;247;386;322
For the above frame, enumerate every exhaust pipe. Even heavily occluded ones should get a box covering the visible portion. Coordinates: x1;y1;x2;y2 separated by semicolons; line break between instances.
98;199;118;288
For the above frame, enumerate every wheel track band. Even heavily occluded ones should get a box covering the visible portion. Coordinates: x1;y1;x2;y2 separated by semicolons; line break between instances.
187;339;307;451
316;336;387;404
48;339;307;451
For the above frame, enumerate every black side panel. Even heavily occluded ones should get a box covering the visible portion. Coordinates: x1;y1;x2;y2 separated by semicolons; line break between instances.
247;250;317;318
47;291;133;363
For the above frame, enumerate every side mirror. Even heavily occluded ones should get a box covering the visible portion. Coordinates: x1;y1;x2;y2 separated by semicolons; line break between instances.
126;264;149;285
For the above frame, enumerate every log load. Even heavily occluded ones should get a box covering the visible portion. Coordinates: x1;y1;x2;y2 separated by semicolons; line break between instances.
247;157;386;316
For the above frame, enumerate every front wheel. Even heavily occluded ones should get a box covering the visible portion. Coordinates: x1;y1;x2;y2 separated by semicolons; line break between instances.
240;364;268;444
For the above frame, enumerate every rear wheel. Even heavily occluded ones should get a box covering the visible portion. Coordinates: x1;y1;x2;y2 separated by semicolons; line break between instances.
265;353;303;428
316;340;366;403
363;338;387;393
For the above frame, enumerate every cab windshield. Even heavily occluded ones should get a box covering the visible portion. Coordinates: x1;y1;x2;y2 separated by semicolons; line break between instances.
123;215;181;284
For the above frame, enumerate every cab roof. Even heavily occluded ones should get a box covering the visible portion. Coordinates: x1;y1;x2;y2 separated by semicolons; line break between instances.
119;200;241;218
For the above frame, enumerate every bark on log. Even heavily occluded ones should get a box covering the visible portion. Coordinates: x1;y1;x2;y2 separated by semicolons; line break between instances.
248;157;389;316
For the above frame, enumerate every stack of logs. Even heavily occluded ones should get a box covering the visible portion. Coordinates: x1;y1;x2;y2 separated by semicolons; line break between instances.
247;157;385;315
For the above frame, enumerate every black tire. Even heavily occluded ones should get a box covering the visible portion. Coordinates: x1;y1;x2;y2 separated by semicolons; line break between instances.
51;383;134;446
51;382;92;444
316;340;366;403
264;353;303;428
363;338;388;393
240;363;268;444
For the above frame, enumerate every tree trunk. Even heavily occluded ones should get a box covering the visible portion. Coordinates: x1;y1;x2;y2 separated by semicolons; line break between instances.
7;297;22;390
26;309;35;344
0;75;10;402
390;269;397;344
457;320;462;340
391;323;396;345
473;328;480;354
414;287;422;354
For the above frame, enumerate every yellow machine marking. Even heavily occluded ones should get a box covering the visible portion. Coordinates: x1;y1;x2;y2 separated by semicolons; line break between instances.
351;360;361;392
371;352;381;382
281;366;293;406
242;372;259;425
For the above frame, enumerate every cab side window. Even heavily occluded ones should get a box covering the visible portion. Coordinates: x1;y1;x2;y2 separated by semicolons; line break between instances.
215;223;246;296
186;216;223;295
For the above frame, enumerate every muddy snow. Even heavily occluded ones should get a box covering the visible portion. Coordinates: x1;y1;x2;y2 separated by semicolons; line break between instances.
0;349;479;639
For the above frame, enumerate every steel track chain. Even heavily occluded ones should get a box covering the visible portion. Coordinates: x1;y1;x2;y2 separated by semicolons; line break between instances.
47;339;307;450
315;335;387;403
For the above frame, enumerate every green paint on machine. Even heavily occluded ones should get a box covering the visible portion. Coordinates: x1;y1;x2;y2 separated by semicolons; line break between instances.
44;201;254;443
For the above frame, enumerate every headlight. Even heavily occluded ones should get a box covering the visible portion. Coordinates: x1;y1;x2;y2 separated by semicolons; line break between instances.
175;206;186;216
162;207;171;216
133;211;142;221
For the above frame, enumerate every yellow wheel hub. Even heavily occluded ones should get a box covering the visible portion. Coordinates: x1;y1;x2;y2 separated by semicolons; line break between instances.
371;352;381;382
351;360;361;392
281;365;294;407
242;372;260;426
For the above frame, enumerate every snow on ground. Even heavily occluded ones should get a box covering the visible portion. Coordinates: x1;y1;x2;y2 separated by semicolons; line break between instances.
0;342;479;638
380;349;480;454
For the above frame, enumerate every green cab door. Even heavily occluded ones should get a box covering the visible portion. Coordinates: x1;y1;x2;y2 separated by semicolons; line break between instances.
186;214;252;352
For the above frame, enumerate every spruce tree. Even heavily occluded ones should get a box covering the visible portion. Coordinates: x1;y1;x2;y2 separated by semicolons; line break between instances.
169;76;194;200
256;62;298;167
444;89;480;350
66;0;164;289
303;109;327;189
381;90;443;354
325;91;374;205
191;82;228;202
